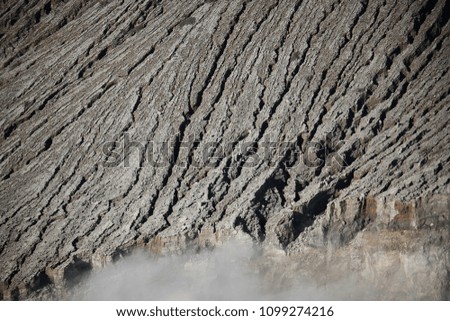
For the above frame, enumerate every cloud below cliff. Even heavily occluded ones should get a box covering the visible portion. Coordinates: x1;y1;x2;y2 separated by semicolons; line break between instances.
71;239;438;300
73;241;272;300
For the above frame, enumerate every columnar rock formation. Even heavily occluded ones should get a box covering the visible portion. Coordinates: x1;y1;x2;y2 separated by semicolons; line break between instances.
0;0;449;299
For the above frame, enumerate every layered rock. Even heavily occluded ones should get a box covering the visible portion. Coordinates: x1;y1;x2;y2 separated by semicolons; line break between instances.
0;0;449;299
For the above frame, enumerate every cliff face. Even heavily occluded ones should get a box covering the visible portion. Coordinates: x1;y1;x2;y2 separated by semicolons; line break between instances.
0;0;449;299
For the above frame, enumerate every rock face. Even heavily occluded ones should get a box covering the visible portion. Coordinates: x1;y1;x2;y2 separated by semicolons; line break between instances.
0;0;449;300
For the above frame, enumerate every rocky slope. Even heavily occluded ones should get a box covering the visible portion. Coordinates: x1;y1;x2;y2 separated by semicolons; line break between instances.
0;0;449;299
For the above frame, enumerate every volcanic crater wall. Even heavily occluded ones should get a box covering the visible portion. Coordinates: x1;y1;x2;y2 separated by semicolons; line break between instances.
0;0;449;299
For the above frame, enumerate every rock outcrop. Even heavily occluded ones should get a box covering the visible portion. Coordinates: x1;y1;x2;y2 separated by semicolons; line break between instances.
0;0;449;299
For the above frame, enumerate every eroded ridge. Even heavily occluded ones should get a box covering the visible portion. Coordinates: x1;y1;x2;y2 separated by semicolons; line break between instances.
0;0;449;299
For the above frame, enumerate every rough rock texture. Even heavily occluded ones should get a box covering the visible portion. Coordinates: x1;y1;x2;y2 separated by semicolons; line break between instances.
0;0;449;299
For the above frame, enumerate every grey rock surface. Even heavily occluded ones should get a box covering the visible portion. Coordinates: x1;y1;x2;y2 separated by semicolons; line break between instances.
0;0;449;299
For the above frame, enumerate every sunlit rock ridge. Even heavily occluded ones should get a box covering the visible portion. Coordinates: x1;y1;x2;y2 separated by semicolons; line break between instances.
0;0;449;300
